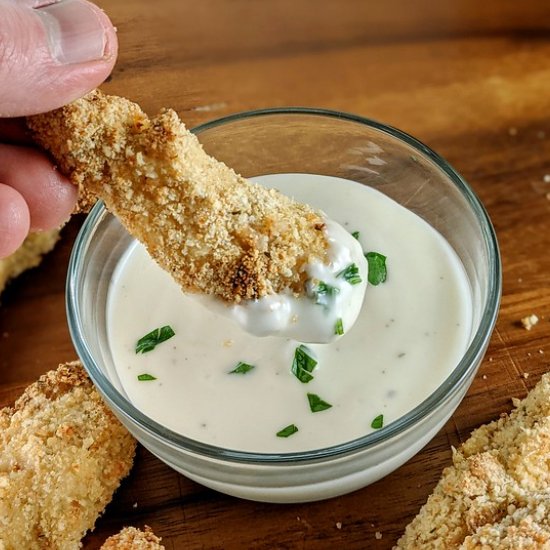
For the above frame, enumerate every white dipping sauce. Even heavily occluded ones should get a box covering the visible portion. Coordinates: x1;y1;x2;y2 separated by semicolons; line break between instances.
107;174;473;453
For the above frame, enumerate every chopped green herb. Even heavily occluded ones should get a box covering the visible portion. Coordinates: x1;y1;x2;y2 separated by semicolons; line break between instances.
276;424;299;438
365;252;387;285
311;280;339;307
307;393;333;412
291;345;317;383
229;361;255;374
371;414;384;429
337;263;362;285
135;325;175;354
351;230;360;240
334;318;344;335
137;373;157;381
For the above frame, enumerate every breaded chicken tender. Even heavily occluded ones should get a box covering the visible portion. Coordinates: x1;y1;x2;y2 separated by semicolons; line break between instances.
395;373;550;549
27;90;329;303
0;229;60;297
0;361;136;549
100;526;165;549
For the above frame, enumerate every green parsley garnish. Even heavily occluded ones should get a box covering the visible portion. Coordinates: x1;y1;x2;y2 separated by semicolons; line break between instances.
311;280;339;307
351;231;360;240
371;414;384;429
307;393;333;412
291;345;318;383
334;318;344;335
135;325;175;354
137;373;157;381
365;252;387;285
337;263;362;285
276;424;299;438
229;361;255;374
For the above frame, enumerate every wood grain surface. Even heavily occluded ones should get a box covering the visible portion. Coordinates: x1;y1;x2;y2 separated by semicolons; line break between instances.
1;1;550;548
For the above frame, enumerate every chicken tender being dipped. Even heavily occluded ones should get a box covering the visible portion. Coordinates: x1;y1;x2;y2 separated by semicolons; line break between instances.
28;91;367;343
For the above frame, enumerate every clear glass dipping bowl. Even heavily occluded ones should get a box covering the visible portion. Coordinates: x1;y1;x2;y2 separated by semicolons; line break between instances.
67;109;501;503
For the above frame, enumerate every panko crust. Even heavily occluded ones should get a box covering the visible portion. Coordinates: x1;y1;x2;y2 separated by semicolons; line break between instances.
27;90;329;303
100;526;165;549
0;229;60;297
394;373;550;549
0;361;137;550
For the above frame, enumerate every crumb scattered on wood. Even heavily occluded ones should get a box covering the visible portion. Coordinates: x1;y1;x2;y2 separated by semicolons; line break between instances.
521;314;539;330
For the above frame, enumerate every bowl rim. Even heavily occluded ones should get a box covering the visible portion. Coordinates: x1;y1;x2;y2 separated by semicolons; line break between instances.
67;107;502;464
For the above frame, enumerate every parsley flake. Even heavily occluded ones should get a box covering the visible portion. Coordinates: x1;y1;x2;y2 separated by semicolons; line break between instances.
135;325;175;354
311;280;339;307
276;424;299;438
307;393;333;412
351;231;360;240
291;345;317;383
365;252;387;285
371;414;384;429
229;361;255;374
335;318;344;335
337;263;362;285
137;373;157;381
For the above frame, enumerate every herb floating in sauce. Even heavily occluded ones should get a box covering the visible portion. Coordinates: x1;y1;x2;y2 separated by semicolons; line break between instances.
307;393;333;412
335;318;344;335
352;230;360;240
135;325;175;354
338;263;362;285
365;252;387;285
137;373;157;381
229;362;255;374
291;345;318;383
371;414;384;429
276;424;299;438
312;280;340;307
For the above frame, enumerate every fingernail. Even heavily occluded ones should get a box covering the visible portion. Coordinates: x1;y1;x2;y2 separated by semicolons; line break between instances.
35;0;109;64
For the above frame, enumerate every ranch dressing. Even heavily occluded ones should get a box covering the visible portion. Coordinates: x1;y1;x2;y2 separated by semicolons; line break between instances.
107;174;473;453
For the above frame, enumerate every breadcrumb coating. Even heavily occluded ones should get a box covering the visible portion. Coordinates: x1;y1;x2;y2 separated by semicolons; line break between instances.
27;90;329;303
0;361;136;549
0;229;59;296
100;526;165;549
394;373;550;549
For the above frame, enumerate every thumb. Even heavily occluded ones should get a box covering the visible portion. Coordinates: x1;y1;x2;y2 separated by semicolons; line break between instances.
0;0;117;117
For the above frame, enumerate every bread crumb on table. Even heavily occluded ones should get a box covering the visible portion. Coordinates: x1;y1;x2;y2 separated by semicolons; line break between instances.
375;531;383;540
521;314;539;330
0;362;136;549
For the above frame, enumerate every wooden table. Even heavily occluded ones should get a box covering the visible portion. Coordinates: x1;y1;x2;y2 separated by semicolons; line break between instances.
1;1;550;547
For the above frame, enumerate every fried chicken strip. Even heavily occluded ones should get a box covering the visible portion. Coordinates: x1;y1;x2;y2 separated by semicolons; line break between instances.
27;91;329;303
0;229;60;297
394;373;550;549
100;526;165;549
0;361;136;549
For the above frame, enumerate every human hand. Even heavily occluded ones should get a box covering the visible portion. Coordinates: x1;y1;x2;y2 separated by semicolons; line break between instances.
0;0;118;258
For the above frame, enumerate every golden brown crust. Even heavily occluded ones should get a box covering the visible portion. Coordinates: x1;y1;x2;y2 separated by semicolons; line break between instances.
100;526;165;549
0;361;137;549
0;229;60;296
394;373;550;549
27;90;329;303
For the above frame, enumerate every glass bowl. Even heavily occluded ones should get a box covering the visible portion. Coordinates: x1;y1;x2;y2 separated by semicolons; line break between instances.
67;108;501;503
